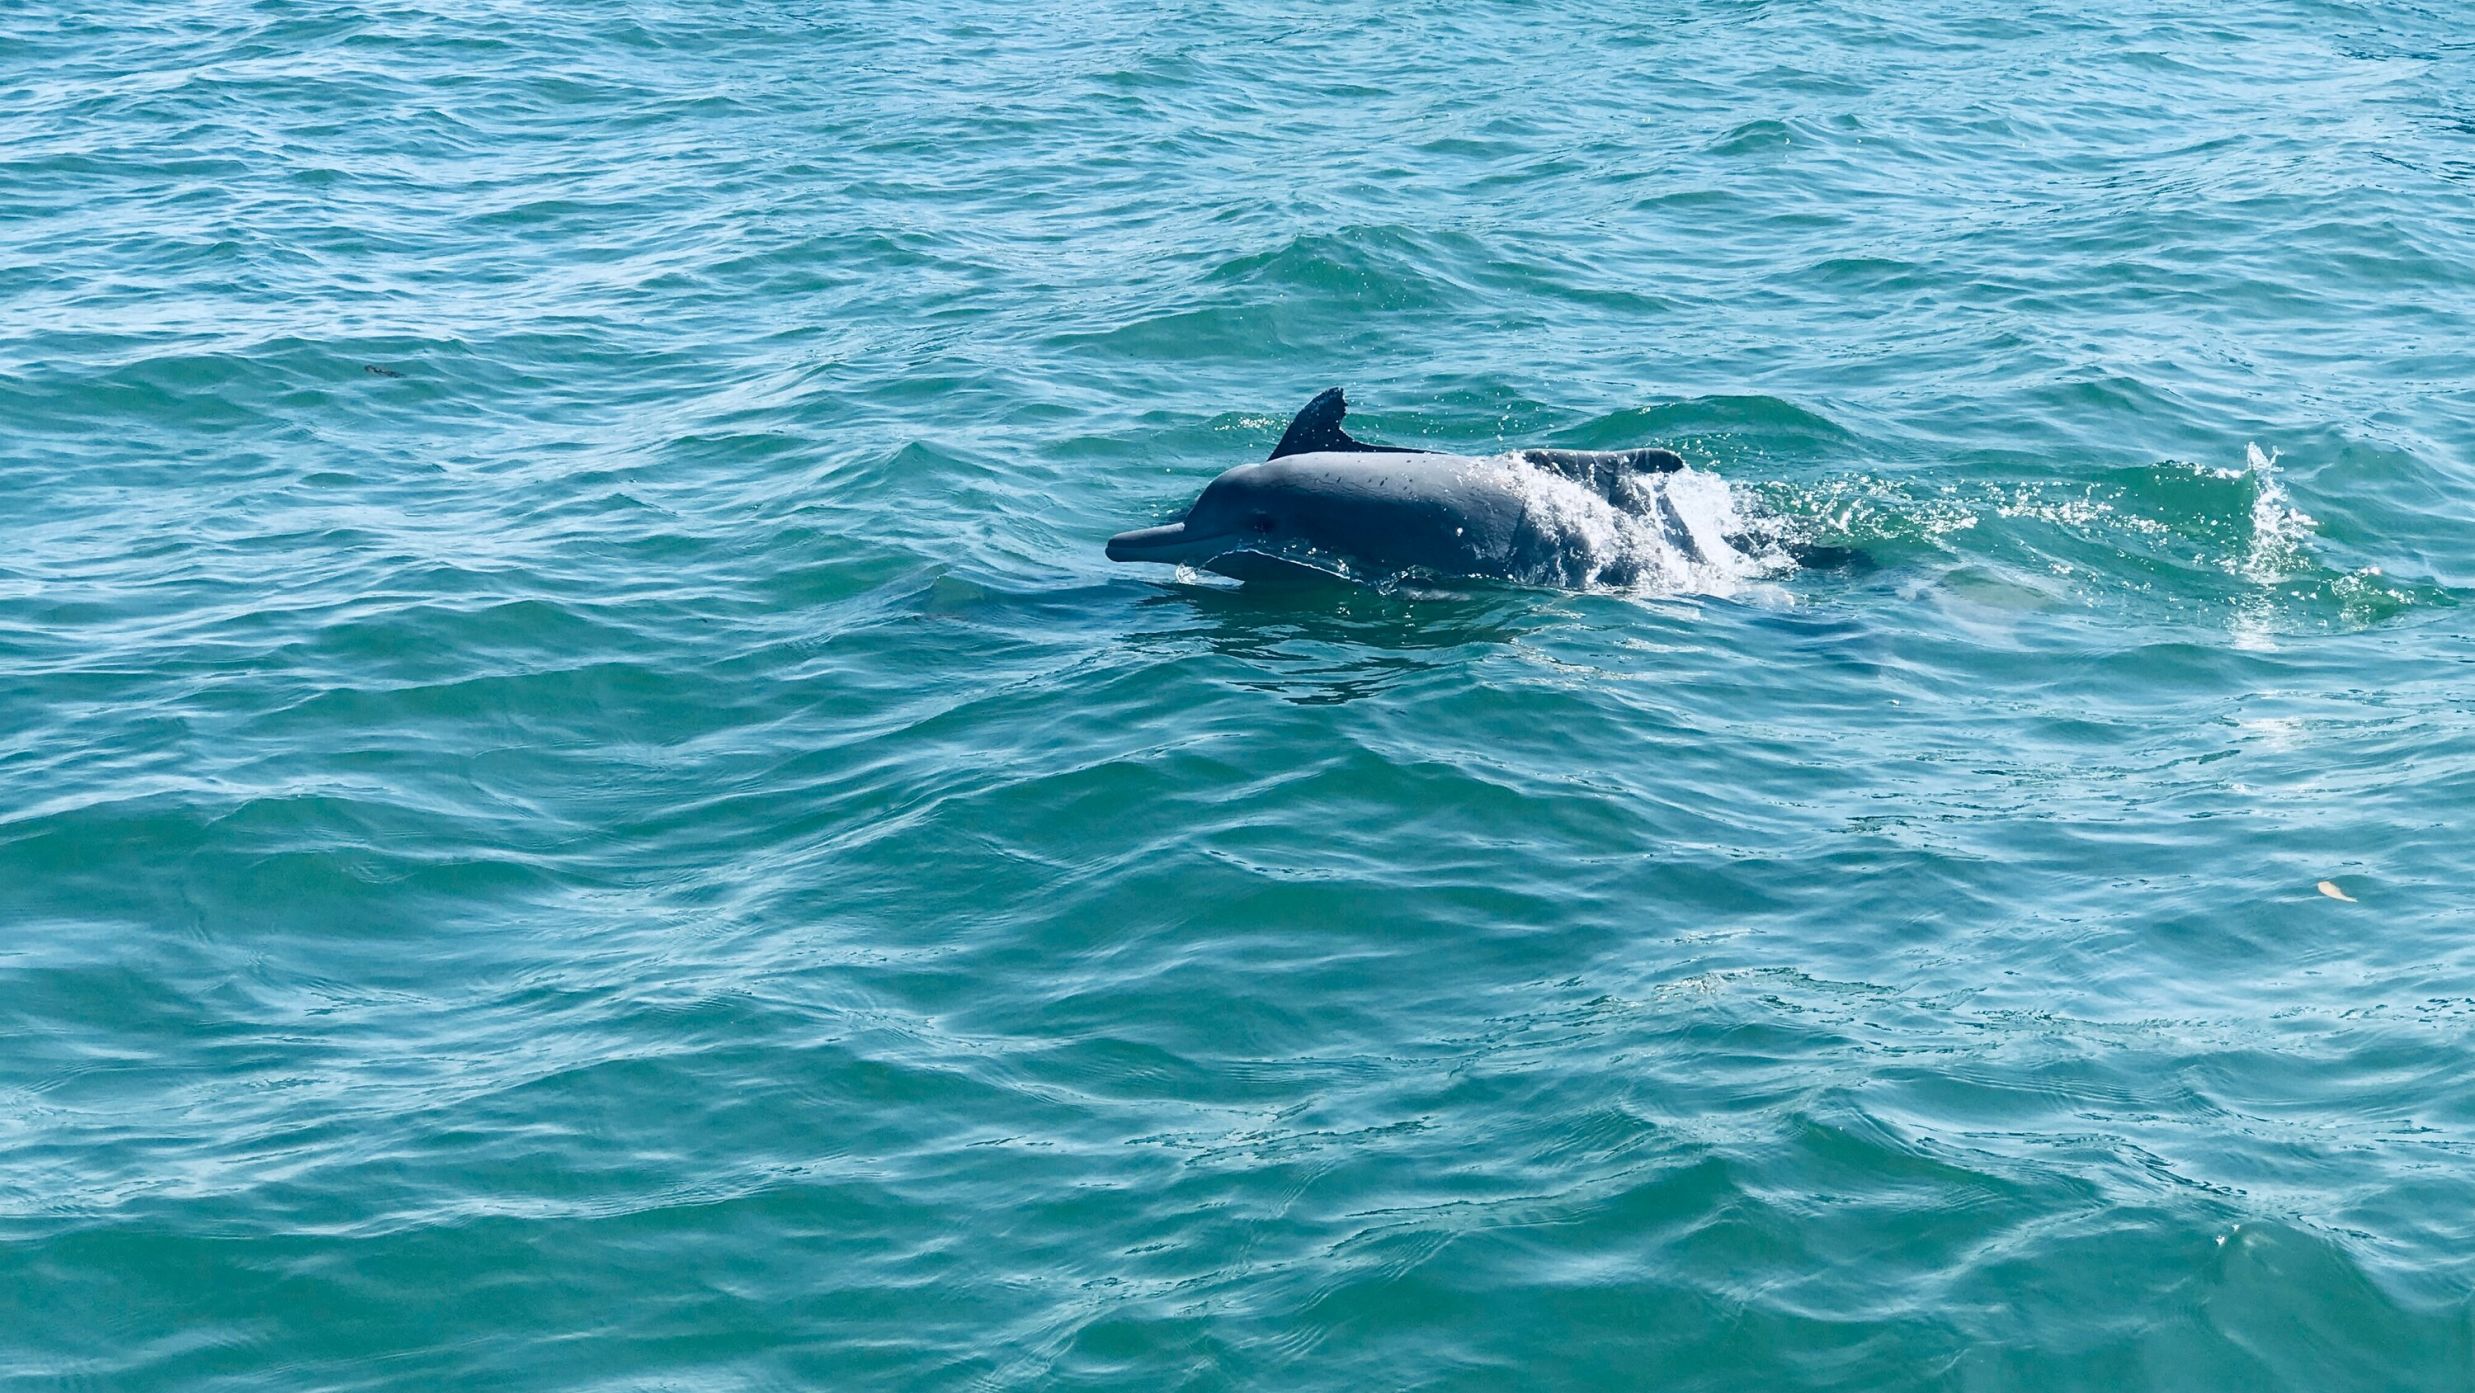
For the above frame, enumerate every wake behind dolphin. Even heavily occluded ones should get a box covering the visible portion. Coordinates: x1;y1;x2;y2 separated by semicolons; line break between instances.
1106;389;1797;592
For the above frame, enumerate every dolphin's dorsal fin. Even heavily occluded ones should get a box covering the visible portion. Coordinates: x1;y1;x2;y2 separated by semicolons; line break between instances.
1269;388;1427;459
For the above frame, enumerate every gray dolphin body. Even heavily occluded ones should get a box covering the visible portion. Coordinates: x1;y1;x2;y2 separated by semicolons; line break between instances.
1106;388;1716;587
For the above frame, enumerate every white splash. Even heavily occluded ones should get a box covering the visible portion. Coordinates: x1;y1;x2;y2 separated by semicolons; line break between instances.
2227;442;2317;651
2236;442;2315;585
1490;455;1789;597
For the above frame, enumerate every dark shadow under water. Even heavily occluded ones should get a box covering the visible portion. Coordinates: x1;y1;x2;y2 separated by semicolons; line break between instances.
1128;573;1553;705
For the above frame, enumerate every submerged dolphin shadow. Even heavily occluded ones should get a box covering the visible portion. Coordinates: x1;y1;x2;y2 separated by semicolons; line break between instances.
1126;574;1553;705
899;564;1544;706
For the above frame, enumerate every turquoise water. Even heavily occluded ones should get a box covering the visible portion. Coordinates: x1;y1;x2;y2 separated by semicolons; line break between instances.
6;1;2475;1387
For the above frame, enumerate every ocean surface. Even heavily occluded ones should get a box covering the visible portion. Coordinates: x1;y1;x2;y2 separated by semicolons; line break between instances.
5;2;2474;1388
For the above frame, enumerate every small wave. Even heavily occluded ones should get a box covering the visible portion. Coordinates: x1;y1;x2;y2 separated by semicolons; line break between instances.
1754;443;2440;636
1200;226;1476;310
1708;117;1796;155
1564;396;1860;461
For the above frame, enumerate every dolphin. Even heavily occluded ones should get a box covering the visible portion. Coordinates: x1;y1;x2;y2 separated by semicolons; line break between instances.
1106;388;1782;589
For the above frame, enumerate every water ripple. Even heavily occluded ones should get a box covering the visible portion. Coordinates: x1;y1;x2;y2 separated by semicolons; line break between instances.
5;0;2475;1388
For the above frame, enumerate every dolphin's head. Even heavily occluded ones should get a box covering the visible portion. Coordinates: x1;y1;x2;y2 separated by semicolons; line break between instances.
1105;461;1314;568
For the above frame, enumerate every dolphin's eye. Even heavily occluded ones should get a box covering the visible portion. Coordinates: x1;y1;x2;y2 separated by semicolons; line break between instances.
1249;513;1276;534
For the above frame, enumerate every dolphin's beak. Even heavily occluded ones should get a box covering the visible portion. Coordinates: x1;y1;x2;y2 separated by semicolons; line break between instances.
1106;521;1231;565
